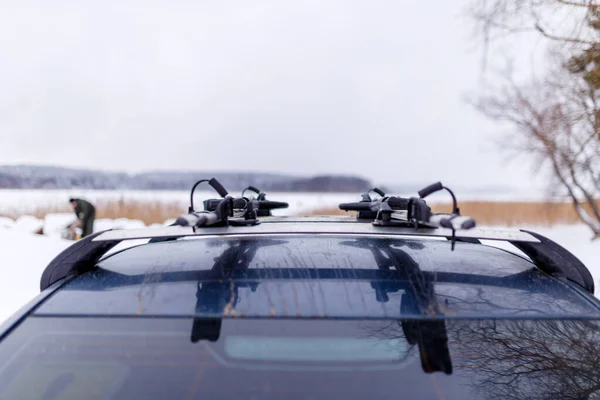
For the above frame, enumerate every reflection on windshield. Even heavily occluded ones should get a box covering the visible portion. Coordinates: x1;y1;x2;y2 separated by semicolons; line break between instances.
1;317;600;399
191;237;455;374
191;239;286;342
452;319;600;400
359;318;600;399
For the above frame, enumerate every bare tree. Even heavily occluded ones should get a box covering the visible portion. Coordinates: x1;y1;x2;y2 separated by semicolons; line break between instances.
358;318;600;399
469;0;600;238
451;319;600;399
474;63;600;237
470;0;597;49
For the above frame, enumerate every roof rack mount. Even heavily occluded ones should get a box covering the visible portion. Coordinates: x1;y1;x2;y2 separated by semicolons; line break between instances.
176;178;290;229
339;182;476;250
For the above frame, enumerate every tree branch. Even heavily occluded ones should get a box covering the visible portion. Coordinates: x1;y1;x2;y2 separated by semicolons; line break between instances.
535;22;595;44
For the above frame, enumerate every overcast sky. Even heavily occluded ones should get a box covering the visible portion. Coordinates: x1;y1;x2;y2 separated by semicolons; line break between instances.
0;1;544;188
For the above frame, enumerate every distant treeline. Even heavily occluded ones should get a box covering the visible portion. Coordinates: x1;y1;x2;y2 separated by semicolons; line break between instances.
0;165;375;192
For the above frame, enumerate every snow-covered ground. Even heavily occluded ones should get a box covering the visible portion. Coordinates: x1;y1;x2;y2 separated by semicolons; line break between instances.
0;210;597;325
0;227;70;322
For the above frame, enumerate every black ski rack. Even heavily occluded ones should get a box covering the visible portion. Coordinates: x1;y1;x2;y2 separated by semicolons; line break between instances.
339;182;476;250
338;188;402;219
203;185;289;218
176;178;289;230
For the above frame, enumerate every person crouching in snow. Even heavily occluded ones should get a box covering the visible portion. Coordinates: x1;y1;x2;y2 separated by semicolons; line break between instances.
69;198;96;238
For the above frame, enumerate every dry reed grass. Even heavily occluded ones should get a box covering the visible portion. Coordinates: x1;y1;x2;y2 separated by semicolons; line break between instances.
307;200;600;227
2;199;598;227
0;200;184;226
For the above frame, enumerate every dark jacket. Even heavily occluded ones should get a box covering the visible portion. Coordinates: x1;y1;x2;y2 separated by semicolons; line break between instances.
73;199;96;221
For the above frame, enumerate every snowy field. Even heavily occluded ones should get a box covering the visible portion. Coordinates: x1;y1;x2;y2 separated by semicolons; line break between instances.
0;187;559;216
0;189;597;325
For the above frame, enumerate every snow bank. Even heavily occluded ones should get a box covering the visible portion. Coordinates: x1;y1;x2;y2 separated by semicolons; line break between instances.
43;213;77;238
10;213;162;237
0;227;70;323
163;218;176;226
94;218;146;232
0;217;14;229
13;215;43;233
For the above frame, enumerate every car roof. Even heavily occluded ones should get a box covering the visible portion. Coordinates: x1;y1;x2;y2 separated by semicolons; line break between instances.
34;233;600;319
39;215;596;296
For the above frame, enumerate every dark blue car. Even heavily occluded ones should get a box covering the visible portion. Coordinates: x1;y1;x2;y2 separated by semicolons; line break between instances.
0;212;598;399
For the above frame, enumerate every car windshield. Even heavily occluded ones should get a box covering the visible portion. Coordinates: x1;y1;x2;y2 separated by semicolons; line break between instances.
1;317;600;399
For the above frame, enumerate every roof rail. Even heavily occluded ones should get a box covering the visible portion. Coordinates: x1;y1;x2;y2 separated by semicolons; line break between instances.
39;223;594;295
